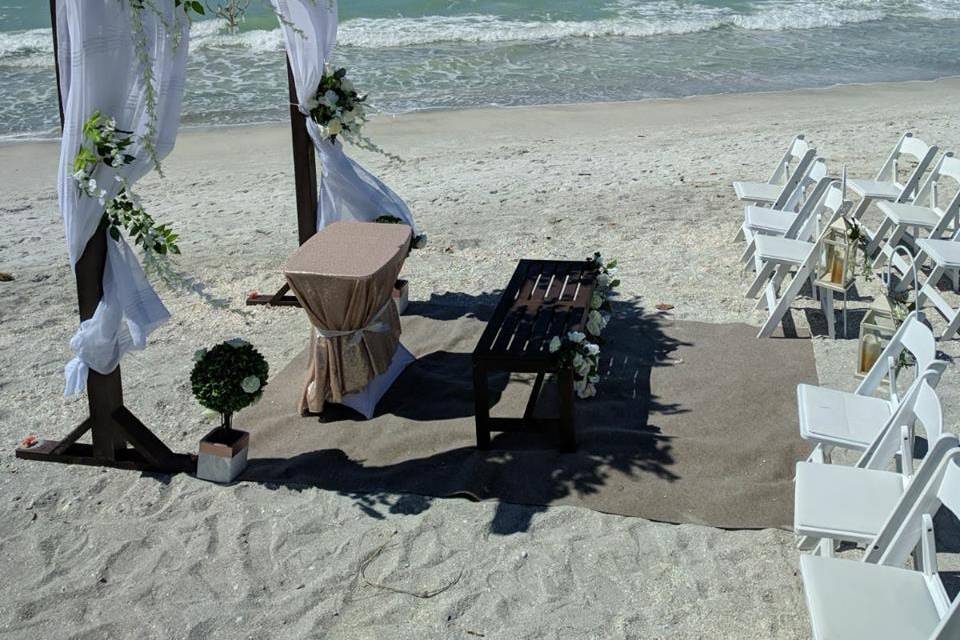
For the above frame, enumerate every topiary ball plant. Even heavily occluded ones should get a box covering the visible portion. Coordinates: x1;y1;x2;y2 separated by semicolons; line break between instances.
191;338;269;430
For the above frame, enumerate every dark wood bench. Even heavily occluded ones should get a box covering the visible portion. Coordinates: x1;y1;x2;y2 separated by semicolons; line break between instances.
472;259;597;452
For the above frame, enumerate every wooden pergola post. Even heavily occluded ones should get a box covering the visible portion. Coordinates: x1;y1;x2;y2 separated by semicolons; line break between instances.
246;59;319;307
16;1;317;471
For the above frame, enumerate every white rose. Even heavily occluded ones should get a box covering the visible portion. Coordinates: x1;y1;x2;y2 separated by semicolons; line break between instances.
304;95;320;111
574;379;586;396
326;118;343;136
581;383;597;399
572;354;584;369
586;312;603;336
341;78;355;93
87;177;97;191
341;109;355;124
597;273;611;288
193;348;207;362
548;336;562;353
72;169;87;182
590;291;604;310
241;375;261;394
567;331;585;344
323;89;339;107
585;342;600;356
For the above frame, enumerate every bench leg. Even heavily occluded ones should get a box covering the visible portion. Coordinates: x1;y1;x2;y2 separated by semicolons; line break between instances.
473;363;491;450
557;367;576;452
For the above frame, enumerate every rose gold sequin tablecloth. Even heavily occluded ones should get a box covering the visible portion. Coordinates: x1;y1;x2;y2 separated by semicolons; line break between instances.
283;221;411;414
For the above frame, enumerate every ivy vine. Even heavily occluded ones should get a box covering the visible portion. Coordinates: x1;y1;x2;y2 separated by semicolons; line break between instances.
73;111;180;258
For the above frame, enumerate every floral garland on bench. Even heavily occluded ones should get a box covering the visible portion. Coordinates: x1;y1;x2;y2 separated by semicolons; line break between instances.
548;252;620;399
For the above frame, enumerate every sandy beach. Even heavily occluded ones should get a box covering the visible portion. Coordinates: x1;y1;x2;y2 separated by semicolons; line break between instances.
2;78;960;638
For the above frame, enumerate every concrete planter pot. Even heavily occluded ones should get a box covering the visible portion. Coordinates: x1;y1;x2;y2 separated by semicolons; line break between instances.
197;421;249;484
393;279;409;315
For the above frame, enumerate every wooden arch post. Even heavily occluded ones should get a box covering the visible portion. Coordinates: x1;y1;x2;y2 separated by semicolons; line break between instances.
16;1;317;471
246;60;319;307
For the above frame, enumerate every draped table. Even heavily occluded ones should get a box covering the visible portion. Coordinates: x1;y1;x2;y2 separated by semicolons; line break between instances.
283;221;412;415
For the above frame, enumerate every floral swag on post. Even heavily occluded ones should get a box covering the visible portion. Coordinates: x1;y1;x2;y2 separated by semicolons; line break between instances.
73;111;180;261
548;252;620;399
306;65;402;163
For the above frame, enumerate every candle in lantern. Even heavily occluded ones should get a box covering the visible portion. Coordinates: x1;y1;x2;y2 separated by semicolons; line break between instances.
860;334;882;373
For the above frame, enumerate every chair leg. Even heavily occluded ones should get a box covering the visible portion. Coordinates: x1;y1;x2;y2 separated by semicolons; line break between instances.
821;289;835;339
942;307;960;341
867;217;894;259
746;261;776;299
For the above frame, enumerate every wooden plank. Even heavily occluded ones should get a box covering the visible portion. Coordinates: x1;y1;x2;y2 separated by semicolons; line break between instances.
50;417;93;456
525;304;558;354
287;58;319;245
485;417;560;434
16;441;195;473
474;261;532;355
49;0;64;127
246;293;301;307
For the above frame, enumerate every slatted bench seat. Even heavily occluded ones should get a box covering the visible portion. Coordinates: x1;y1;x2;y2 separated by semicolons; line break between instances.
472;259;597;452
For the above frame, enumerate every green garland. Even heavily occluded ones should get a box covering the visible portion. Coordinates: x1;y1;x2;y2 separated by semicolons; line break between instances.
73;111;180;257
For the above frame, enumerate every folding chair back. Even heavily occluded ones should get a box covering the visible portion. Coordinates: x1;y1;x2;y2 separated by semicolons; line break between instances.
859;367;946;471
783;177;836;241
877;132;939;203
864;448;960;638
855;311;937;396
782;157;827;212
769;135;813;184
913;153;960;221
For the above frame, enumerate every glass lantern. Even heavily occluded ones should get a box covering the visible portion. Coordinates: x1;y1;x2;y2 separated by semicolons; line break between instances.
856;300;899;379
814;225;857;293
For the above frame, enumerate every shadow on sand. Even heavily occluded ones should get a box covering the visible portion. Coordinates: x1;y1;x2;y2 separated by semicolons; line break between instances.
241;293;691;534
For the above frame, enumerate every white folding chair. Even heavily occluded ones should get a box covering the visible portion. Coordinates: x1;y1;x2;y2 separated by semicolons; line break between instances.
913;230;960;340
871;153;960;276
732;136;817;241
847;132;938;229
795;374;954;554
746;185;848;338
732;134;815;207
739;166;833;265
797;311;941;462
800;448;960;640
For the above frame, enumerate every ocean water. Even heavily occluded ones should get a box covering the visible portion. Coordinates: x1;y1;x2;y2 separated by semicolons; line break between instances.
1;0;959;138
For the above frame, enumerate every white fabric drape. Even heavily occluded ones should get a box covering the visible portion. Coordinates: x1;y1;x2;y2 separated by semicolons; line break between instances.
270;0;416;231
57;0;189;395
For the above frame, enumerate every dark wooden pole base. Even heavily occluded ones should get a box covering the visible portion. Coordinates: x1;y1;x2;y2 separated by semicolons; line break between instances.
15;403;195;474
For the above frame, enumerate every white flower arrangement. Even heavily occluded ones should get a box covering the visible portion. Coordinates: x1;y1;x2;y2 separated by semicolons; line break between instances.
307;65;402;162
585;251;619;340
72;110;179;258
545;251;620;399
549;330;601;399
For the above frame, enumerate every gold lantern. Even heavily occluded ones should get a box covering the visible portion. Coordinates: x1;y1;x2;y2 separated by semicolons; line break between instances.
856;298;899;378
814;221;858;337
814;224;857;293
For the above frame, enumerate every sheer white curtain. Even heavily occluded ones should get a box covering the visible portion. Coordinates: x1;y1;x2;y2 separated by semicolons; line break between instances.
270;0;416;231
57;0;189;395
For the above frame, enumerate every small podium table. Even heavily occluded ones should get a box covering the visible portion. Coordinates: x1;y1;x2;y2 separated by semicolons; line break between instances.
283;221;412;415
